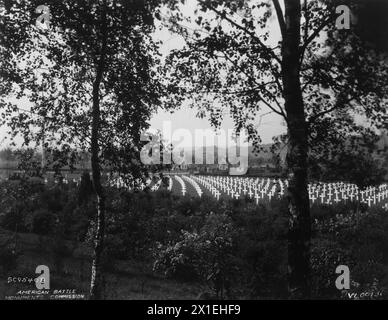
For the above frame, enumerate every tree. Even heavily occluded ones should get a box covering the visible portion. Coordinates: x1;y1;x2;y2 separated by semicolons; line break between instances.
0;0;165;299
15;148;42;177
78;171;94;206
163;0;388;297
308;131;387;189
0;147;15;162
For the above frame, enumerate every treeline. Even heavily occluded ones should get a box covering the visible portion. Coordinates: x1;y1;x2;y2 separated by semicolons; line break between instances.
0;148;90;170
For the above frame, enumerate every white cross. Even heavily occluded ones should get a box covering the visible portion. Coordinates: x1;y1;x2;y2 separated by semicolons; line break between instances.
254;193;260;204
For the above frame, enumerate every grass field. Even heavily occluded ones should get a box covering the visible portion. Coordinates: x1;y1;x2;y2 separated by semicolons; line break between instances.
0;227;203;300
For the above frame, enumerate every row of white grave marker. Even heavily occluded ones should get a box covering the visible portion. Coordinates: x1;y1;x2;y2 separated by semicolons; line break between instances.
43;173;388;208
174;175;187;196
166;175;388;207
167;176;173;191
182;175;203;198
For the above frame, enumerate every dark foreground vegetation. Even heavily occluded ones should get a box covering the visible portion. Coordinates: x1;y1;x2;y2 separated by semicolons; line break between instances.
0;175;387;299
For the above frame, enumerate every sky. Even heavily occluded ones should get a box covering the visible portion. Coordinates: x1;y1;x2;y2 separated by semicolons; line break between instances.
148;1;285;146
0;1;286;149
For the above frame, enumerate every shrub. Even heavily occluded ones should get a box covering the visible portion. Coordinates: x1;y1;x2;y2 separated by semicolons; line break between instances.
0;244;18;274
311;239;354;299
153;213;239;299
153;231;200;281
312;205;388;298
30;208;57;235
78;171;94;206
0;207;27;232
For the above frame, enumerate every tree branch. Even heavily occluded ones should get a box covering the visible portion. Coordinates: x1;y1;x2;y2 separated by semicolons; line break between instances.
272;0;286;37
303;0;309;44
299;15;336;63
219;51;287;119
198;0;281;64
308;95;356;124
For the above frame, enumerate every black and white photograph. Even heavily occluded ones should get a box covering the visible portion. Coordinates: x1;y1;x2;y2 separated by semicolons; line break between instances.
0;0;387;306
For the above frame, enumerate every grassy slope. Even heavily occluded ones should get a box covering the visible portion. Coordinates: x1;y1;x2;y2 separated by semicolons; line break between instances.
0;227;202;300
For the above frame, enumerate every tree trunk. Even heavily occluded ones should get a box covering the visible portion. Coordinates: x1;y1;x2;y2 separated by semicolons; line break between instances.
89;6;108;299
281;0;311;299
89;61;106;300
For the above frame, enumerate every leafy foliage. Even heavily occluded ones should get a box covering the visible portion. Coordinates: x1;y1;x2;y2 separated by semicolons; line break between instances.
0;0;169;185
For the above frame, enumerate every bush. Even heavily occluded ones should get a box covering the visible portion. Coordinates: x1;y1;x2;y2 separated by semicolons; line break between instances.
311;239;354;299
30;208;57;235
1;207;27;232
153;231;200;281
153;213;240;299
78;171;94;206
0;244;18;274
312;205;388;298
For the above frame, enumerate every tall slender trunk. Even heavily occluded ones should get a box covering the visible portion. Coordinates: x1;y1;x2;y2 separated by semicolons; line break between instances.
282;0;311;298
41;122;45;175
89;4;108;300
89;62;106;300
